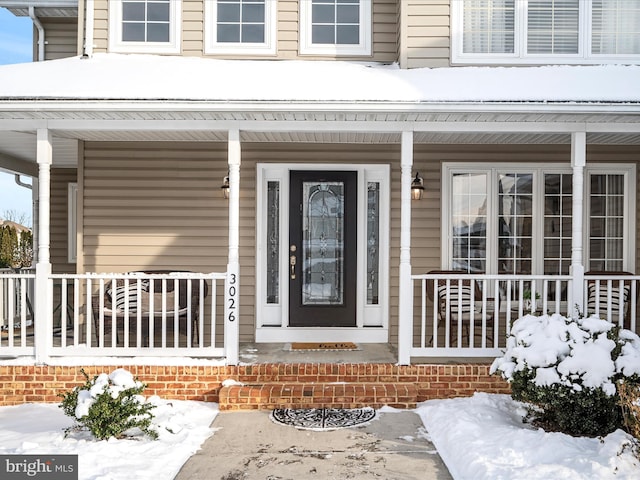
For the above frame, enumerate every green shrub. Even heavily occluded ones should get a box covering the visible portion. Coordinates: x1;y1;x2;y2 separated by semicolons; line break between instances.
491;313;640;437
59;368;157;440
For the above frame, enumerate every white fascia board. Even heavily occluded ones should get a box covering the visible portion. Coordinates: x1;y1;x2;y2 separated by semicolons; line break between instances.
1;118;640;136
3;99;640;115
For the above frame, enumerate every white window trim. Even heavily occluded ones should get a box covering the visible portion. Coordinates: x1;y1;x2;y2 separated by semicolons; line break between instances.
255;163;389;343
68;183;77;264
441;163;636;273
451;0;640;65
204;0;277;55
108;0;182;54
299;0;372;56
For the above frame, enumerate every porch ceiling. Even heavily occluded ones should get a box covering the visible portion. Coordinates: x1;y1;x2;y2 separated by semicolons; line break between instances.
0;109;639;171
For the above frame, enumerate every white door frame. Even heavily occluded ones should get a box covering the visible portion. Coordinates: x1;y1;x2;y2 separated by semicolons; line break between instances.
255;163;390;343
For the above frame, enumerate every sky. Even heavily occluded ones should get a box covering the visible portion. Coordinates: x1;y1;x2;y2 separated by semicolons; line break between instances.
0;7;34;226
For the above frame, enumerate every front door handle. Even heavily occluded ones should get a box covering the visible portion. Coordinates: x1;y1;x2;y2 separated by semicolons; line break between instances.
290;245;297;280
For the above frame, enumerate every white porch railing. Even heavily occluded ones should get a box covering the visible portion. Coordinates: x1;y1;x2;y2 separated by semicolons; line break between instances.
0;268;35;357
583;272;639;332
0;271;228;360
409;273;574;358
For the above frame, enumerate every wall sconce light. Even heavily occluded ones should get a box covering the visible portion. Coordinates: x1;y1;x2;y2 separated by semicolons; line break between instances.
221;175;230;199
411;172;424;200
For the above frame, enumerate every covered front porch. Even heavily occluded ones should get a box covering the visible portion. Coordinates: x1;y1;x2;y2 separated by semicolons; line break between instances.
1;59;639;368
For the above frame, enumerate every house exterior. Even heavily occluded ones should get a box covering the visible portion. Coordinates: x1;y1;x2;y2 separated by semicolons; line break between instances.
0;0;639;407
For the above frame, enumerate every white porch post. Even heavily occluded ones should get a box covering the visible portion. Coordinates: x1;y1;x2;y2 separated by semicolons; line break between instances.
34;129;53;364
224;129;240;365
397;131;414;365
570;131;586;318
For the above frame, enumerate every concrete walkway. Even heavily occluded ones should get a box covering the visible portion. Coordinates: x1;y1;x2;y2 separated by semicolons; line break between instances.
174;409;453;480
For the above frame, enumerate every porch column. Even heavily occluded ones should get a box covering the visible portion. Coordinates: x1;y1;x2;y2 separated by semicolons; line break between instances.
570;131;586;318
225;129;240;365
34;129;53;364
397;131;414;365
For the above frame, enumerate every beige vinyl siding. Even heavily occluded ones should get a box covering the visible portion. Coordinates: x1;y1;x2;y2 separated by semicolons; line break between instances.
183;0;204;56
51;168;78;274
36;17;79;61
93;0;108;53
399;0;451;69
78;141;639;345
93;0;398;62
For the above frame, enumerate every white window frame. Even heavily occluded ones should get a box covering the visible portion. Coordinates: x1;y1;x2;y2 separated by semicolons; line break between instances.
299;0;372;56
255;163;389;343
441;163;636;274
451;0;640;65
204;0;277;55
108;0;182;54
68;183;77;263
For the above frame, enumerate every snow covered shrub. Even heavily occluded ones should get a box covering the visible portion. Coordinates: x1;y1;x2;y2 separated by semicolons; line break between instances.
491;313;640;437
59;368;158;440
619;381;640;444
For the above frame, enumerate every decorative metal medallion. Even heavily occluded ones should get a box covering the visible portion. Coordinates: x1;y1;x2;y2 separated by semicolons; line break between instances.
270;407;376;431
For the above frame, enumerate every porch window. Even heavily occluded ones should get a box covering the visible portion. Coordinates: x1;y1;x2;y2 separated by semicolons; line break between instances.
204;0;276;54
443;165;635;276
452;0;640;64
109;0;182;53
299;0;372;55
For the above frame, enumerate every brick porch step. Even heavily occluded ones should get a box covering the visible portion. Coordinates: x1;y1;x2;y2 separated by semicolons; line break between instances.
218;382;418;411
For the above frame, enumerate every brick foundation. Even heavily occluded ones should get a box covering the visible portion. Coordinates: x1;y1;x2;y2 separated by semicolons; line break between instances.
0;364;510;408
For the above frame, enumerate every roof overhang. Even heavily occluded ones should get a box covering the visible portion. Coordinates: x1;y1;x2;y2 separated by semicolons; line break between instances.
0;0;77;17
0;55;639;170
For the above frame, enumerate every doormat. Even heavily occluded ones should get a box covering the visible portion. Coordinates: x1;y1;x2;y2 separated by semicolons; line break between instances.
290;342;358;351
270;407;376;431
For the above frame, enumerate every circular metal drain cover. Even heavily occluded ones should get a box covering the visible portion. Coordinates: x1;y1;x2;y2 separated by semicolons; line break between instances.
270;407;377;431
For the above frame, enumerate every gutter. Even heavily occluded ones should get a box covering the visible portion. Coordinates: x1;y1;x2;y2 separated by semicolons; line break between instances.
28;6;45;62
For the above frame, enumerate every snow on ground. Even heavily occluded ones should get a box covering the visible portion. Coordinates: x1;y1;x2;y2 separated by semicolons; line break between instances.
1;393;638;479
417;392;640;480
0;399;218;480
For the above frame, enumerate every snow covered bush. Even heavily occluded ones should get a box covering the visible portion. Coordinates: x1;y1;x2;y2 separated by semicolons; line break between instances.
59;368;158;440
491;313;640;437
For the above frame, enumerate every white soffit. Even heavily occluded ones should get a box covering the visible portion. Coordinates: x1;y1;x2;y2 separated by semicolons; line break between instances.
0;130;78;165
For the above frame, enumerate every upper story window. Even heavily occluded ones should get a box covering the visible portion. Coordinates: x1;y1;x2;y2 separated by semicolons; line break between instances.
452;0;640;64
109;0;182;54
205;0;276;54
300;0;372;56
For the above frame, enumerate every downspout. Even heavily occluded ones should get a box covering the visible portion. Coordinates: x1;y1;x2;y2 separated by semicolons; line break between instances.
28;7;45;62
83;0;94;58
14;175;37;263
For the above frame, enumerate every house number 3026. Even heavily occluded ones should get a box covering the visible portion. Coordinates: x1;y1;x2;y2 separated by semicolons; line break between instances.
227;273;237;322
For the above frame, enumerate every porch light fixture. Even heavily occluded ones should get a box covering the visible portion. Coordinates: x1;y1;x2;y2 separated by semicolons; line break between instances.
221;175;230;199
411;172;424;200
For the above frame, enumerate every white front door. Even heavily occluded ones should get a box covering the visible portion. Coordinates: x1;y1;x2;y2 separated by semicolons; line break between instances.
255;163;390;343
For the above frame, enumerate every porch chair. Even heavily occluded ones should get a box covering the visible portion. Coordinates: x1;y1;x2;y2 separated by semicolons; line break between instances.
425;270;497;347
585;271;636;328
91;270;209;347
